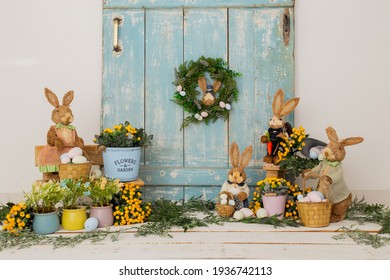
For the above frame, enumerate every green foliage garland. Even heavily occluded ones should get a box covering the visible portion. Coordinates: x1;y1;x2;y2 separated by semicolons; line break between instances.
172;56;241;130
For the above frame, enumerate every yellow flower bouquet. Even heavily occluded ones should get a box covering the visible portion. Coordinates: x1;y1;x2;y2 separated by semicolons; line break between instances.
86;177;123;207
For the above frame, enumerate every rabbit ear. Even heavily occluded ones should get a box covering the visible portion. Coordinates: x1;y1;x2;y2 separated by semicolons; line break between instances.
239;145;253;169
326;127;339;142
272;89;285;116
212;80;222;93
341;137;364;147
279;97;300;117
62;90;74;106
198;77;207;94
230;142;240;168
44;88;59;108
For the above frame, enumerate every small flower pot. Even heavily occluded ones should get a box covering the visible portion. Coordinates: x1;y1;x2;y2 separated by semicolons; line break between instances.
89;205;114;228
61;207;87;230
33;211;60;235
262;194;287;220
102;147;141;182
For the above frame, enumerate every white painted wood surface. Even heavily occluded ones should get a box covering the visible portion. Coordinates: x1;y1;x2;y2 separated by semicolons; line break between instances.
1;219;388;260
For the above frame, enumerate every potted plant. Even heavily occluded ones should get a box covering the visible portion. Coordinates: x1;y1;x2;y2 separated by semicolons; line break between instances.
59;178;87;230
251;177;294;220
93;121;153;182
86;177;123;227
24;180;62;234
276;126;320;178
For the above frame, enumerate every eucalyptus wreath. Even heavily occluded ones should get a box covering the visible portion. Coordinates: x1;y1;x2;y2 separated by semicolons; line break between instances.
172;56;241;130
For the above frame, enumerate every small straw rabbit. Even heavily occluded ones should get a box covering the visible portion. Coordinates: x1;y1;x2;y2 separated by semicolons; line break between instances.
37;88;84;180
198;77;221;106
304;127;364;222
260;89;300;164
220;142;253;211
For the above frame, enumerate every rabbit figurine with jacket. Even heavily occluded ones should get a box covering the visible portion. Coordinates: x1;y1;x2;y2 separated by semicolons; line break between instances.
260;89;300;164
304;127;364;222
37;88;84;180
220;142;253;211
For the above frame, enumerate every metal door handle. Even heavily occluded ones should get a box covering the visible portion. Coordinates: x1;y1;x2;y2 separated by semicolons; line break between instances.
113;17;122;52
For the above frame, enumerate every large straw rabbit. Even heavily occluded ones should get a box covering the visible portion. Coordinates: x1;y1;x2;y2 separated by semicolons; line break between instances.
260;89;300;164
304;127;364;222
37;88;84;180
220;142;253;210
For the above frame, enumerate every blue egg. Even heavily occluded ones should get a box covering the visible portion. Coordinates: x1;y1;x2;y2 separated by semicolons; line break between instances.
309;151;318;159
84;217;98;231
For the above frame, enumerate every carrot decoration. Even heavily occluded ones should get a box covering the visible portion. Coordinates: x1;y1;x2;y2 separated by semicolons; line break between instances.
267;142;272;155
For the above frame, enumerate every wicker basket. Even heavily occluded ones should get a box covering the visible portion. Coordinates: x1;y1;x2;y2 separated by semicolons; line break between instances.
216;192;235;218
297;178;331;227
59;162;91;181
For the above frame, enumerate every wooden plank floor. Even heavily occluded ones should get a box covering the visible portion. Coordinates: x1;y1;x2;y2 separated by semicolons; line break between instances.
1;219;389;260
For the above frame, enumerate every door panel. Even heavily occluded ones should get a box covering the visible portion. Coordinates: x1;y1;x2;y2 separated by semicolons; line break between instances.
102;1;295;197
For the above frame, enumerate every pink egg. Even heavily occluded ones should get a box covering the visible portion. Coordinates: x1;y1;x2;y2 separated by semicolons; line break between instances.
67;147;82;159
200;111;208;117
307;192;322;202
240;208;255;217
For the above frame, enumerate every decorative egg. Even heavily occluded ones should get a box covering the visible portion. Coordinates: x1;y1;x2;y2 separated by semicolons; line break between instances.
302;197;311;202
240;208;254;217
220;199;227;205
67;147;83;159
219;101;226;108
179;90;186;96
228;200;235;206
72;155;88;164
84;217;98;232
60;154;71;164
297;194;304;201
198;116;203;121
220;193;228;200
225;103;231;110
176;85;183;92
309;191;325;200
309;147;321;159
200;111;208;118
233;211;245;220
194;113;200;119
90;168;102;179
307;192;322;202
256;208;269;218
322;199;328;202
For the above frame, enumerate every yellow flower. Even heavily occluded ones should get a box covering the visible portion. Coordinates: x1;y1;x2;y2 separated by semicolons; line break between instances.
103;128;113;133
137;137;141;141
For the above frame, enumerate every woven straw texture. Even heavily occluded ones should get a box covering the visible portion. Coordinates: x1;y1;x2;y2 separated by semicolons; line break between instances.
59;162;91;181
297;201;331;227
216;192;235;218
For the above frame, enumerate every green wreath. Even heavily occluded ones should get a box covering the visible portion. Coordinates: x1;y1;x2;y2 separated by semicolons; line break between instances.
172;56;241;130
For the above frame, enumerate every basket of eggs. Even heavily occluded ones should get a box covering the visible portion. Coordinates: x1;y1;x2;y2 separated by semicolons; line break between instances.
216;191;236;218
58;147;91;181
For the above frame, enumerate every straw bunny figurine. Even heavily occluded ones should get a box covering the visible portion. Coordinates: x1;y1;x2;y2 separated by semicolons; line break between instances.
260;89;300;164
37;88;84;180
304;127;364;222
220;142;253;211
198;77;221;106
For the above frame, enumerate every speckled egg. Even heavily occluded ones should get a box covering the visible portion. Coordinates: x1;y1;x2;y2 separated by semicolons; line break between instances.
72;155;88;164
67;147;83;159
256;208;269;218
84;217;98;231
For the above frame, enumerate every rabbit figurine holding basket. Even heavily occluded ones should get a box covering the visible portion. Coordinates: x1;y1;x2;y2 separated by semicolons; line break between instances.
218;142;253;215
260;89;300;164
304;126;364;222
37;88;85;180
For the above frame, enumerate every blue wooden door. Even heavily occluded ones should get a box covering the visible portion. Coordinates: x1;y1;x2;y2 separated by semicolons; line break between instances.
102;0;295;201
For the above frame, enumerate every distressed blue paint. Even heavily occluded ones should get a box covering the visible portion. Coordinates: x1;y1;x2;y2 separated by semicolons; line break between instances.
104;0;294;9
102;2;295;201
140;167;263;186
184;9;228;167
145;10;184;166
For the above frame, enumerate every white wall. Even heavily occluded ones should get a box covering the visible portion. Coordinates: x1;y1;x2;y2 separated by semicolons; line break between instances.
1;0;389;205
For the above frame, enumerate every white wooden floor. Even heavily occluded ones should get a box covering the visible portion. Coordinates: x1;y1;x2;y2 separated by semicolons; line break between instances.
0;219;389;260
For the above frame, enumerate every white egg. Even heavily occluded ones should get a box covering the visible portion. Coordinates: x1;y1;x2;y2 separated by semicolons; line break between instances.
219;193;228;200
256;208;269;218
240;208;254;217
60;155;71;164
176;85;182;92
220;199;228;205
228;200;236;206
233;211;245;220
179;90;186;96
84;217;98;231
67;147;83;159
72;155;88;164
225;103;231;110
